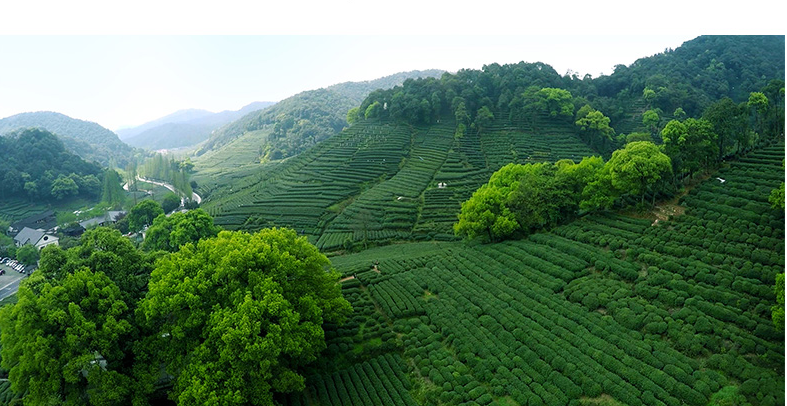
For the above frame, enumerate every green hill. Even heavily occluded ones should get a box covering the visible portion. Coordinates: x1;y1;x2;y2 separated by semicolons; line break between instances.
196;114;597;249
120;102;277;150
193;69;445;162
0;128;105;221
280;142;784;406
0;111;137;167
194;35;784;251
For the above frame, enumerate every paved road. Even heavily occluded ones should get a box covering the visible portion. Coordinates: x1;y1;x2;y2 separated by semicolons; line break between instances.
125;176;202;205
0;264;27;302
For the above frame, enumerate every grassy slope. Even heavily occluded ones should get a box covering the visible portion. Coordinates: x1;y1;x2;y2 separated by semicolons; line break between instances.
279;143;784;406
197;113;597;250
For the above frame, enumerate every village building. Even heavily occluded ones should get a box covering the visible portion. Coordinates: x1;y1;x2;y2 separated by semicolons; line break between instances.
8;210;57;234
13;227;59;250
78;211;126;230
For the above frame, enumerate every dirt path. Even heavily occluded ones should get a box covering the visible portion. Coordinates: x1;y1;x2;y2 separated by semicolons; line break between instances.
339;276;356;283
649;172;713;225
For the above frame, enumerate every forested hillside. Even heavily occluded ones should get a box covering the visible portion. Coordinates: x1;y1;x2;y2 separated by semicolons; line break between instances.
0;111;138;167
0;128;104;202
193;69;444;163
195;35;784;251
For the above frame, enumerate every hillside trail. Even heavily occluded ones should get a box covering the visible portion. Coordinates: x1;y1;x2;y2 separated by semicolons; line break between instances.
649;172;713;225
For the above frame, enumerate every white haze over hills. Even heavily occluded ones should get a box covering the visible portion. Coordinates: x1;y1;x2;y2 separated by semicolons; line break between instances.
0;36;697;131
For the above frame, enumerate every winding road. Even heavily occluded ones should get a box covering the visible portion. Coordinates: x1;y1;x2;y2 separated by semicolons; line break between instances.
125;176;202;205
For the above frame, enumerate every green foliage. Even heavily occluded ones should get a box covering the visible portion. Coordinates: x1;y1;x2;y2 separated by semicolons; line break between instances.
346;107;361;125
661;118;718;177
139;228;352;406
161;193;181;214
50;175;79;200
140;153;193;198
39;228;155;302
142;209;221;252
474;106;494;133
534;87;574;118
575;108;615;152
642;109;660;136
0;128;103;203
0;270;136;406
703;97;748;159
127;199;164;232
365;101;382;119
101;169;125;206
625;132;652;144
707;386;746;406
769;160;785;210
14;244;39;266
773;273;784;329
455;158;604;242
606;141;672;205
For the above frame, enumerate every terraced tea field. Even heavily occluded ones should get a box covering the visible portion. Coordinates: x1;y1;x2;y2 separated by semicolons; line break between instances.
197;117;596;249
276;143;784;406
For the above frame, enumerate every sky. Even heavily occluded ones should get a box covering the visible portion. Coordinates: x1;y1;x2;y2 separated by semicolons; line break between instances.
0;35;697;130
0;1;783;132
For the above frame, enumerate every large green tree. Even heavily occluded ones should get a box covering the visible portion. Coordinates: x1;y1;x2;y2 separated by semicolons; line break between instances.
127;200;165;233
161;193;181;214
747;91;769;136
661;118;718;179
142;209;221;252
0;269;136;406
575;107;615;151
139;228;352;406
703;97;748;159
51;175;79;200
101;169;125;206
455;158;604;242
16;244;40;266
606;141;672;205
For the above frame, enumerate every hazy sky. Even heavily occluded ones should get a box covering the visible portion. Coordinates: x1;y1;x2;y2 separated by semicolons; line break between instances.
0;35;697;131
0;1;782;132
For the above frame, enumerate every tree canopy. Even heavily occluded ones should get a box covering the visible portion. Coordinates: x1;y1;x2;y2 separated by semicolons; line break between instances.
454;157;604;242
0;270;136;406
142;208;221;252
139;228;352;406
606;141;672;205
0;128;104;202
127;200;165;232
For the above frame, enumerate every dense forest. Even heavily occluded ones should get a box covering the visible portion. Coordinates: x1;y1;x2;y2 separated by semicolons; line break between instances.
0;111;138;167
0;128;105;202
358;36;784;156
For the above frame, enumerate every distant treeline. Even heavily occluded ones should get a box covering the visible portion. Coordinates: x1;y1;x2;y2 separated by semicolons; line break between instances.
356;35;784;154
139;153;193;198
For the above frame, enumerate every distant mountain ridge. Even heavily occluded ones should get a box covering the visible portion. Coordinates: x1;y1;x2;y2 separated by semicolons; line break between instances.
116;109;214;140
194;69;445;159
119;101;277;150
0;111;136;167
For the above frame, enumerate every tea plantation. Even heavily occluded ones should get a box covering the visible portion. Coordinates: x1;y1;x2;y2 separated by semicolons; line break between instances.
274;143;784;406
198;111;597;250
